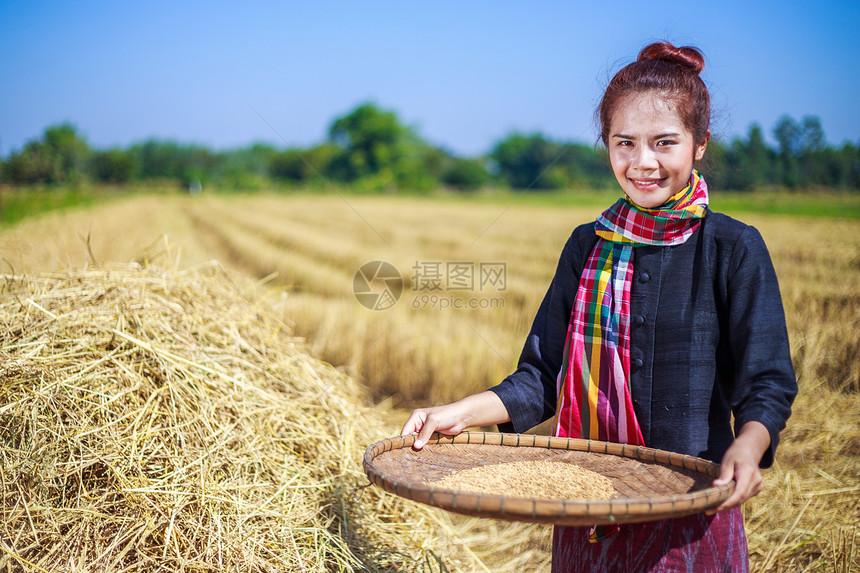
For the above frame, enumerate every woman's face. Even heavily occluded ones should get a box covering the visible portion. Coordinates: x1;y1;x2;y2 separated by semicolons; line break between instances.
607;91;709;209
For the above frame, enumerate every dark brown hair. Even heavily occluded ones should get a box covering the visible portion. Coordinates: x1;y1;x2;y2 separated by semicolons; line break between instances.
598;42;710;147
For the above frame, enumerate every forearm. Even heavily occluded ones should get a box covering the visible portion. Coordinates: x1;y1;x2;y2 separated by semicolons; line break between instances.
449;391;512;428
401;391;511;450
733;420;772;463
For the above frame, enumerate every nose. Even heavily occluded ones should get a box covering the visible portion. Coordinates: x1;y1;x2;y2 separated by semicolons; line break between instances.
632;145;659;170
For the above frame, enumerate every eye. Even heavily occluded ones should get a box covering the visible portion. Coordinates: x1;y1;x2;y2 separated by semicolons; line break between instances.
656;139;677;147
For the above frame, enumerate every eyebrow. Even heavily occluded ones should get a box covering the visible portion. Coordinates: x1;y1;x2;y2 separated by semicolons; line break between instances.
610;132;682;140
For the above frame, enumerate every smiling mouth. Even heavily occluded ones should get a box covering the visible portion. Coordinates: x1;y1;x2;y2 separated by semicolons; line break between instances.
630;178;664;187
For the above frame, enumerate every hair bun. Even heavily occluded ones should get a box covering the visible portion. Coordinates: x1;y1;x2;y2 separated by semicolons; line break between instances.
637;42;705;75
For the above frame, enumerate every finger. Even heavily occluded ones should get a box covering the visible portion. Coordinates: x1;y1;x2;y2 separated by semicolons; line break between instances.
711;464;761;514
413;416;439;450
400;411;425;437
708;462;739;515
717;488;744;514
712;460;735;486
732;463;757;499
740;466;763;499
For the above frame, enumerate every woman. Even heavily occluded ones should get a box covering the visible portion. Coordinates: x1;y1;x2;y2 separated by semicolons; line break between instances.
401;42;796;572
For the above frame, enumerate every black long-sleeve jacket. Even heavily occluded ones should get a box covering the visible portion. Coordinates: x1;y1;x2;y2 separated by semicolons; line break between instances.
490;210;797;467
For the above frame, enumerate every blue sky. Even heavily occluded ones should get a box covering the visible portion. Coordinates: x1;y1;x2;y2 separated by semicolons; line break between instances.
1;1;858;158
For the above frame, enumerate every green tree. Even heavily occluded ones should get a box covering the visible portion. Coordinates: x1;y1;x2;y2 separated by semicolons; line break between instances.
2;141;56;184
773;116;802;187
800;116;825;153
798;116;827;187
326;102;437;190
442;158;489;190
270;143;337;184
218;143;278;191
724;137;754;191
130;140;224;187
491;132;564;190
223;143;277;177
774;116;802;156
131;140;184;180
2;123;90;185
558;143;612;188
746;124;772;185
490;133;613;190
700;138;729;190
840;142;860;189
45;124;90;182
90;148;137;184
715;124;775;192
328;103;406;180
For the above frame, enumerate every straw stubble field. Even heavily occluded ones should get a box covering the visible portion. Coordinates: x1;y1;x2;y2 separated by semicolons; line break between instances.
1;192;858;572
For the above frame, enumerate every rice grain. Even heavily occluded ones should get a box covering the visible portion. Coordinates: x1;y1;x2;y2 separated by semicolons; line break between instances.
433;460;616;500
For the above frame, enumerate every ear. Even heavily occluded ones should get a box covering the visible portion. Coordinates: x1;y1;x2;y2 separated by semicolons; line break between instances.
695;130;711;161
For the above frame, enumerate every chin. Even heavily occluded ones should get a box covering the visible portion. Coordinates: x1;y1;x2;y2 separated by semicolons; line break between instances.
627;195;663;209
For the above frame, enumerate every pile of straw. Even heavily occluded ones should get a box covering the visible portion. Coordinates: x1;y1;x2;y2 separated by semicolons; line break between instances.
0;262;476;572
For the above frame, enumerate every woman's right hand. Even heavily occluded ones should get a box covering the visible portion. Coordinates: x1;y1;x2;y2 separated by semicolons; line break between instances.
400;391;511;450
400;403;470;450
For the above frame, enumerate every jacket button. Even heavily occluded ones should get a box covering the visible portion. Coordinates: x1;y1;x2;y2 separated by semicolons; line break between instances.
634;315;645;326
634;357;644;368
638;272;651;283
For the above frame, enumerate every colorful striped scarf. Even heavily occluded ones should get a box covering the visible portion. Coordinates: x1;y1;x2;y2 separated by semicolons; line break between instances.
553;170;709;539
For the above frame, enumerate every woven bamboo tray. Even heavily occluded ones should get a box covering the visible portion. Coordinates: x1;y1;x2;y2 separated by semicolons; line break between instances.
363;432;733;525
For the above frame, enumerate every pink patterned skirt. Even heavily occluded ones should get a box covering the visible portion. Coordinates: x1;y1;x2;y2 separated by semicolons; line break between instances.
551;507;748;573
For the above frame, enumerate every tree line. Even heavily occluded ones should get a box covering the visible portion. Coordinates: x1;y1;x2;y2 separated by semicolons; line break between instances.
2;103;858;192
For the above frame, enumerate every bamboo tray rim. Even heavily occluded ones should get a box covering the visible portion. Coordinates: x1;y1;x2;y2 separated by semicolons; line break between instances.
363;432;734;525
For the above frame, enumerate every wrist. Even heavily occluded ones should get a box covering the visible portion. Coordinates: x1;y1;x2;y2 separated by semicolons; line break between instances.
457;391;510;429
733;421;771;459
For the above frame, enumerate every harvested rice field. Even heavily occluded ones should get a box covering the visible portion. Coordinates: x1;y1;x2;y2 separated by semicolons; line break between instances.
0;264;503;572
1;191;858;572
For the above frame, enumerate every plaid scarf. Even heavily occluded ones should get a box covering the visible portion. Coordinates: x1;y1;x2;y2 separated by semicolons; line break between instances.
553;170;709;540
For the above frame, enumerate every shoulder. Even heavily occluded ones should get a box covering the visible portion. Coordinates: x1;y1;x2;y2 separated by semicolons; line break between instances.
701;209;756;239
564;221;599;254
701;210;770;257
701;210;777;281
557;221;598;268
544;221;598;283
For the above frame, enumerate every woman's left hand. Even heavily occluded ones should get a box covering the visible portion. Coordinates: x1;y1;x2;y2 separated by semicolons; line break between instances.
707;421;771;515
